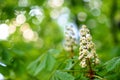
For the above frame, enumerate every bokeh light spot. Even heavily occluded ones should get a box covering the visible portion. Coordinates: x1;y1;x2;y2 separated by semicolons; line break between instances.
0;24;9;40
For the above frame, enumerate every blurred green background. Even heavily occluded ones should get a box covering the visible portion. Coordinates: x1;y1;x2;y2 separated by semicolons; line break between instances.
0;0;120;80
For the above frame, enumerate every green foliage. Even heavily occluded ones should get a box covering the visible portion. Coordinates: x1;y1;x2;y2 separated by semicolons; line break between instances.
0;0;120;80
95;57;120;80
51;70;75;80
27;50;56;76
104;57;120;73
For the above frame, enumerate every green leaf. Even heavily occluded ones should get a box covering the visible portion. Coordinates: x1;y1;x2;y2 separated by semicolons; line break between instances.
64;59;73;70
27;50;56;76
0;66;9;76
27;54;46;76
51;74;59;80
34;55;47;76
104;57;120;72
48;49;60;58
52;70;75;80
27;55;43;74
46;53;56;71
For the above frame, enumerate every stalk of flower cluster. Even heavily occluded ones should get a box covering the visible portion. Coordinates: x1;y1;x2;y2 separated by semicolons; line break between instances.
78;25;100;79
64;25;77;58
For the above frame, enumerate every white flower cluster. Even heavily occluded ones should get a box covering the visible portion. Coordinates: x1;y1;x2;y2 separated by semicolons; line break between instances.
64;26;77;52
79;25;99;68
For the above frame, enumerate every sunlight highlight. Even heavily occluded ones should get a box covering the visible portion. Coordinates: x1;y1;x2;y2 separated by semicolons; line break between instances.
77;12;87;22
57;7;70;28
20;23;39;42
48;0;64;8
29;6;44;24
0;73;4;80
18;0;28;7
9;24;16;34
0;62;7;67
0;24;9;40
23;29;34;41
16;14;26;25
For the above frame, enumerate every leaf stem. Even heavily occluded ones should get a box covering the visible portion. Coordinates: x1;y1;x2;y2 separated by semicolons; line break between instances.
62;70;82;72
93;75;106;80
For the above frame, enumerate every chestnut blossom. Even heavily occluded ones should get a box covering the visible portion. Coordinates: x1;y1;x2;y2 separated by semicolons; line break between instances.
79;25;99;68
64;25;77;52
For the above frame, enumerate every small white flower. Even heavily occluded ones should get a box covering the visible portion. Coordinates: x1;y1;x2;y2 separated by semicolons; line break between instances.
82;25;87;28
0;73;4;80
80;59;87;68
95;58;100;64
91;49;96;54
78;53;84;60
64;46;72;52
82;49;88;54
87;53;94;58
86;34;92;41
